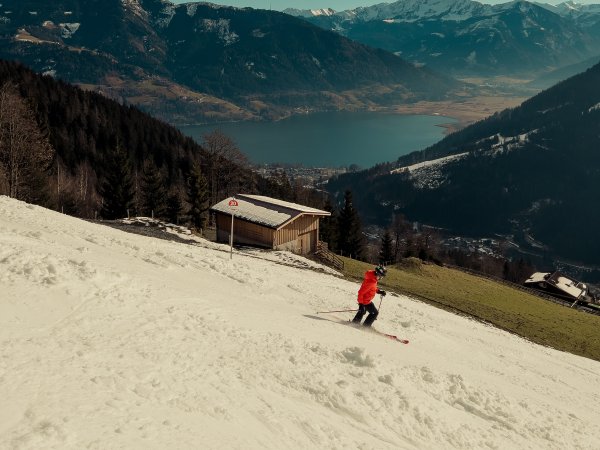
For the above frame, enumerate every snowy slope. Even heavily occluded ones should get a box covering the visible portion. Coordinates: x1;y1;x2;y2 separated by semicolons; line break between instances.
1;196;600;449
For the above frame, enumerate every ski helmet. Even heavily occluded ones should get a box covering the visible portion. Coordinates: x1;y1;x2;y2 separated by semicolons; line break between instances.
375;265;387;277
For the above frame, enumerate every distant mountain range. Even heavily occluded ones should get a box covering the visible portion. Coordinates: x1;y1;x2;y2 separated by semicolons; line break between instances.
0;0;459;124
326;60;600;266
285;0;600;78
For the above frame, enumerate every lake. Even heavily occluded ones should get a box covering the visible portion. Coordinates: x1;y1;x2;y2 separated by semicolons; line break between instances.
180;111;456;168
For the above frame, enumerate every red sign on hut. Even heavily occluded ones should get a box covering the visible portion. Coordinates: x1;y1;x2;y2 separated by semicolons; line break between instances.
228;199;239;208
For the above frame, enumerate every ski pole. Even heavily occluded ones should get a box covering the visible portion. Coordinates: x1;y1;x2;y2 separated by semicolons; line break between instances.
316;309;359;314
378;294;385;314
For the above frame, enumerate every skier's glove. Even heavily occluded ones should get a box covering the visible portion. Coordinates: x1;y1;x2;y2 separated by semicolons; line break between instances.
377;289;387;296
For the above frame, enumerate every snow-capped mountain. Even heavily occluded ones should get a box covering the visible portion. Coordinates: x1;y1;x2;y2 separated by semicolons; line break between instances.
321;0;491;23
2;195;600;448
282;7;337;18
552;0;600;16
287;0;600;76
287;0;600;24
550;0;600;27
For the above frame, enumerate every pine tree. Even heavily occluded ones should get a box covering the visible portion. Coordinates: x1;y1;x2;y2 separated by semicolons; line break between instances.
166;189;183;224
378;229;394;265
391;214;411;261
274;169;293;201
187;162;209;230
319;196;338;250
140;158;166;218
99;143;135;219
337;190;366;260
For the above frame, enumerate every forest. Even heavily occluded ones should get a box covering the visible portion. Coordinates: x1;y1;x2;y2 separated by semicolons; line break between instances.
0;59;316;227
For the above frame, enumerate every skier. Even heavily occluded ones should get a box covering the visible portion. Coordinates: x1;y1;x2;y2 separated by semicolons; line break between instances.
352;265;387;327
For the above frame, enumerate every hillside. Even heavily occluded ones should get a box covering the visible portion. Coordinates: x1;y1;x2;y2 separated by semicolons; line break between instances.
0;0;460;123
2;195;600;448
326;60;600;266
0;59;303;220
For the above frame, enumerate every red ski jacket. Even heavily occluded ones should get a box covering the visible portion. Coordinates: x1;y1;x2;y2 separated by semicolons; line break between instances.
357;270;379;305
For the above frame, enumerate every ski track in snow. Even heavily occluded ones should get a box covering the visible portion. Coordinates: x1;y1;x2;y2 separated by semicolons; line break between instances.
0;196;599;449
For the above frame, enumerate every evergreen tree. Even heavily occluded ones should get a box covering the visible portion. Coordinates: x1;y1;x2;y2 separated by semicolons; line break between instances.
503;261;511;281
166;188;183;224
337;190;366;260
319;196;338;250
140;158;166;218
391;214;411;261
187;162;209;230
99;143;135;219
378;229;394;264
274;169;293;201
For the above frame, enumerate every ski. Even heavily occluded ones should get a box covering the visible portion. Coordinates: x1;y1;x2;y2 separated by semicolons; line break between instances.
376;332;409;344
313;314;410;344
348;320;409;344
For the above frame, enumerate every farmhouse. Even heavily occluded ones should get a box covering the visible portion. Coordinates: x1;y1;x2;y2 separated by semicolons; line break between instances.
210;194;330;255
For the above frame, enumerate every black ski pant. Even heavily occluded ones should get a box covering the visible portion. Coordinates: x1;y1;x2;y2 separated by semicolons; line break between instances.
352;302;378;327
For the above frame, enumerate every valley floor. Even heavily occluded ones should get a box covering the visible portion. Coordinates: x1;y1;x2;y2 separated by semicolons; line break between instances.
388;95;529;133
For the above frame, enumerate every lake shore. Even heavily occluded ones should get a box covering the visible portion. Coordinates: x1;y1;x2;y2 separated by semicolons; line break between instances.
386;95;529;133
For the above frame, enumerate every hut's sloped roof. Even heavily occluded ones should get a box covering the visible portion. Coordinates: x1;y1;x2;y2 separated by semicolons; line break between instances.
210;194;330;229
525;271;587;299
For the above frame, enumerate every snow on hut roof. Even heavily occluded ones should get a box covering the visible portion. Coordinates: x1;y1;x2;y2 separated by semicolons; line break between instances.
210;194;330;229
525;271;587;299
548;272;587;299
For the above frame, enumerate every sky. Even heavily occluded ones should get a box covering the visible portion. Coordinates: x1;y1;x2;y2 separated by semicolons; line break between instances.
2;194;600;448
172;0;599;12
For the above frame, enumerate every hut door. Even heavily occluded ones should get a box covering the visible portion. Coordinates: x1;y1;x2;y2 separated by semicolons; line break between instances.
298;230;315;255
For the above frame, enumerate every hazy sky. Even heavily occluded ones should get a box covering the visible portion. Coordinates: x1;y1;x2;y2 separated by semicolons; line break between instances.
172;0;598;11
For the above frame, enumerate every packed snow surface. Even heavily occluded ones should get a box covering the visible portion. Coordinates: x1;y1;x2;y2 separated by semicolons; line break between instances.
1;196;600;449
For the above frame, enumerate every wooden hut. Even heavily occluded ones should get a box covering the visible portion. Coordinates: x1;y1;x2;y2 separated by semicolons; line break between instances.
524;271;589;301
210;194;330;255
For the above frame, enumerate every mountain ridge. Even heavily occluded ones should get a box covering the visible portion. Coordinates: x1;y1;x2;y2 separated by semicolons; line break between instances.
286;0;600;77
0;0;460;124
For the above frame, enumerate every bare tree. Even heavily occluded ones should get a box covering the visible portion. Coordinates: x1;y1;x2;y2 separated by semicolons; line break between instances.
0;82;54;200
418;226;441;261
391;214;411;260
202;130;249;205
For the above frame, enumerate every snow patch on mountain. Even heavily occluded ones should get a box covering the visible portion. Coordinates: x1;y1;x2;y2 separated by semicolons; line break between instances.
121;0;147;19
283;7;336;18
310;8;336;17
391;152;468;189
538;103;572;114
201;18;239;46
59;22;80;39
480;130;539;155
154;2;176;28
388;127;538;190
245;62;266;79
588;102;600;113
554;0;600;16
186;3;199;17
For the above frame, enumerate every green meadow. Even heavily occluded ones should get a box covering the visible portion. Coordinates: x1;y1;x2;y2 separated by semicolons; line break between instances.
341;257;600;362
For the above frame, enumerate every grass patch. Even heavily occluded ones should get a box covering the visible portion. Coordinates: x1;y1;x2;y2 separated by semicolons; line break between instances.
341;257;600;362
